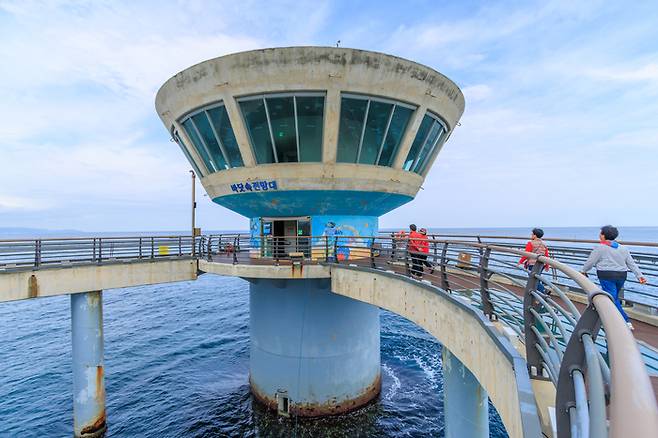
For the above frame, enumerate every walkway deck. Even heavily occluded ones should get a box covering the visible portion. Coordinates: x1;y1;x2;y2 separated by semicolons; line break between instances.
202;251;658;400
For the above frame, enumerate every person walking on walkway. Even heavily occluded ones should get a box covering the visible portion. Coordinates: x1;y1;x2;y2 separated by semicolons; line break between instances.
518;228;550;293
407;224;423;277
419;228;434;274
581;225;647;330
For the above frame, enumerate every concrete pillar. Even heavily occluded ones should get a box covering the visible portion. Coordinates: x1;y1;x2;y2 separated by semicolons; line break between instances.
71;291;106;437
442;347;489;438
249;278;381;416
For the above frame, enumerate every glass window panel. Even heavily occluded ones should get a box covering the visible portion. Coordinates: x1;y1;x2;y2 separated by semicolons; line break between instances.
296;96;324;162
190;112;228;170
266;97;297;162
358;101;393;164
378;106;413;167
412;121;442;173
404;115;433;171
182;118;217;172
337;97;368;163
417;127;447;174
239;99;275;164
207;106;244;168
173;131;203;177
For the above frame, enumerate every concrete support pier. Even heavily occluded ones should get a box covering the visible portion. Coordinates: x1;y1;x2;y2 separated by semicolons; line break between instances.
249;278;381;416
71;291;106;437
442;348;489;438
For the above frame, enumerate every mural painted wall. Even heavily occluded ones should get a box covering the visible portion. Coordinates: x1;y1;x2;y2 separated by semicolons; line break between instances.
312;215;378;261
248;215;378;260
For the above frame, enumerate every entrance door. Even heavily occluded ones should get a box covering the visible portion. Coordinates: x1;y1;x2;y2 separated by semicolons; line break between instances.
262;217;312;259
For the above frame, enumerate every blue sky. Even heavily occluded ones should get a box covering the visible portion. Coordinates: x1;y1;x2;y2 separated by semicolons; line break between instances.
1;0;657;232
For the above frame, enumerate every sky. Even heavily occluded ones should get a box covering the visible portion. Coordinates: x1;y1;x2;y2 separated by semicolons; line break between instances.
1;0;657;232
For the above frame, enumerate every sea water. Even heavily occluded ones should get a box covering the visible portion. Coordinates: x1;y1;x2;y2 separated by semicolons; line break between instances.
2;226;656;437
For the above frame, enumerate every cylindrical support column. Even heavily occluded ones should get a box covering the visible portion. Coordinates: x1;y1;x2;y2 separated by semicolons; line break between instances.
71;291;106;437
249;278;381;416
442;347;489;438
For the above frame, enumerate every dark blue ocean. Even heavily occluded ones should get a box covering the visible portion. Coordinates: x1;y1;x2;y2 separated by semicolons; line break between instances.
0;274;507;437
1;226;655;437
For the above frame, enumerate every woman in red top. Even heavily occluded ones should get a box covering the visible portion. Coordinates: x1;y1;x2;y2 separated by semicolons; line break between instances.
518;228;550;292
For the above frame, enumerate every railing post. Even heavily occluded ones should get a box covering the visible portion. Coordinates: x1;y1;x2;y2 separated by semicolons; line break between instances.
556;304;604;437
440;242;451;292
178;236;182;257
405;245;411;276
138;237;142;259
34;239;41;268
324;236;329;262
92;238;97;263
207;236;213;261
150;237;155;259
478;247;496;320
333;237;339;264
98;239;103;264
391;232;396;260
523;261;549;379
233;237;238;264
370;238;376;268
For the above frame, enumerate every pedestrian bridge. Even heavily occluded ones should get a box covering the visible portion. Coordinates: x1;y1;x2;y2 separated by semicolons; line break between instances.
1;234;658;437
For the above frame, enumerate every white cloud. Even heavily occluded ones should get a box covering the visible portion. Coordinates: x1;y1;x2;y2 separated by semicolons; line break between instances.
0;195;52;212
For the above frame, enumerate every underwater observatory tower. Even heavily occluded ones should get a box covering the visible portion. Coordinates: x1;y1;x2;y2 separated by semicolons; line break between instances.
155;47;464;415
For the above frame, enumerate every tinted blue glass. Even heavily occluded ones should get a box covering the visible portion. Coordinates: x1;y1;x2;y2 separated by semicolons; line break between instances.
174;131;204;177
337;98;368;163
266;97;297;162
412;121;442;174
296;96;324;162
182;118;216;172
206;106;244;168
417;127;447;174
404;115;433;171
378;106;413;167
191;112;229;170
240;99;275;164
358;101;393;164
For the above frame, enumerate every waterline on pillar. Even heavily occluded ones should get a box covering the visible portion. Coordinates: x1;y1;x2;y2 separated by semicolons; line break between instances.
248;278;381;417
71;291;106;438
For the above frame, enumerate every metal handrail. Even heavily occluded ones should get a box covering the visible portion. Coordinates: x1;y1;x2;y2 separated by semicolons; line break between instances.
2;233;657;437
196;233;658;438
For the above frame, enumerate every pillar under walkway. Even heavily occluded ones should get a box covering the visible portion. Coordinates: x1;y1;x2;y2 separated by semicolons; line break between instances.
442;347;489;438
71;290;106;437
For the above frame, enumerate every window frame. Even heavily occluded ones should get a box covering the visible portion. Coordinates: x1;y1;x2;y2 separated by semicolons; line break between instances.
236;91;326;164
171;126;204;177
409;111;449;173
338;93;417;166
178;101;243;171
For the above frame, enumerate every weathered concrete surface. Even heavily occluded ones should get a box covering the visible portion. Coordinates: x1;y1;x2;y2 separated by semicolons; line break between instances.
329;266;541;438
199;259;330;279
199;162;422;200
249;278;381;416
155;47;465;199
0;259;197;303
